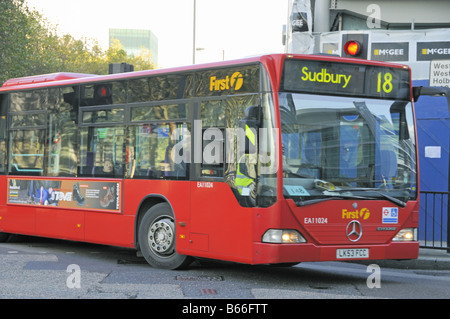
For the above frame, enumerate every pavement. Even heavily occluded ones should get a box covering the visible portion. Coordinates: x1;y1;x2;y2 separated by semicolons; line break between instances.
354;248;450;270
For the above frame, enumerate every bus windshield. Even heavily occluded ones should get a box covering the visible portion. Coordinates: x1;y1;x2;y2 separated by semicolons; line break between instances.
279;93;417;206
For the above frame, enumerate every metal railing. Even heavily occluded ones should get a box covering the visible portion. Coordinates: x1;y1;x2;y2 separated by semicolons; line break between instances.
419;191;449;251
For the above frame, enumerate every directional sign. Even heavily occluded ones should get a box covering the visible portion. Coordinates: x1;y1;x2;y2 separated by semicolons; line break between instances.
430;59;450;88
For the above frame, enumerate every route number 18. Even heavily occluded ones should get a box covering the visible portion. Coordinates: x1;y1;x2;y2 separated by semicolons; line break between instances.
377;72;393;94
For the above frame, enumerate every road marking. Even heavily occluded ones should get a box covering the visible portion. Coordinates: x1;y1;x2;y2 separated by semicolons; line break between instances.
201;288;217;295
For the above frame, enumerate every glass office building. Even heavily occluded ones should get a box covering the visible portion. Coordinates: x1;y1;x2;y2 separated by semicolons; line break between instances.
109;28;159;66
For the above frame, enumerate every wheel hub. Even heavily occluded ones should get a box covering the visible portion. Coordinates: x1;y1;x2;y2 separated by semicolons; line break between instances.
148;218;174;256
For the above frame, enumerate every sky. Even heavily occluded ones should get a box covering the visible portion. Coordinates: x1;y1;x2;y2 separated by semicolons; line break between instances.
26;0;289;69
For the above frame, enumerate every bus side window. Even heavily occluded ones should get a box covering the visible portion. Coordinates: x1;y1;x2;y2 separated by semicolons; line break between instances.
128;102;190;180
223;95;260;207
46;87;78;177
9;129;45;176
79;126;125;178
128;123;188;180
200;100;225;177
8;90;47;176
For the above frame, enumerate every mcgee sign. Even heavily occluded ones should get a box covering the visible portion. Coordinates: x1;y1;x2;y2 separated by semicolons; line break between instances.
372;42;409;62
417;42;450;61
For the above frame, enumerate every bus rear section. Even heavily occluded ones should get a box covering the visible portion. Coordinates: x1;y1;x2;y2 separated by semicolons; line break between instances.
252;55;419;264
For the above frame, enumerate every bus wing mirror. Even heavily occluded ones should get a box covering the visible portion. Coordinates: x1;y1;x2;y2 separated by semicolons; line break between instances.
244;105;261;123
239;106;261;154
412;86;422;102
414;86;450;115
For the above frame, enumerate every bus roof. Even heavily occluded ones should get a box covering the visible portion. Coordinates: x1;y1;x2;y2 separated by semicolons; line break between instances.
0;54;410;93
1;72;98;89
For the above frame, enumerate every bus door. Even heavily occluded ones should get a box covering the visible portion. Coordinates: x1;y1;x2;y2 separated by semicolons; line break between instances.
188;98;225;253
188;96;259;260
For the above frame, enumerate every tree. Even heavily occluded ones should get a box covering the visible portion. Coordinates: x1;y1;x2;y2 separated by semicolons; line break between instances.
0;0;47;82
106;39;128;65
56;34;107;74
129;47;157;71
0;0;157;85
106;39;157;72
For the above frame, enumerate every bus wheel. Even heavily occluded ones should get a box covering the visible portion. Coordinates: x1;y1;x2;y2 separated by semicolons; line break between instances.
138;203;192;270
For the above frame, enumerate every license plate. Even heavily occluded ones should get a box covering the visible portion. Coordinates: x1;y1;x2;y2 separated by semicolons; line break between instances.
336;248;369;259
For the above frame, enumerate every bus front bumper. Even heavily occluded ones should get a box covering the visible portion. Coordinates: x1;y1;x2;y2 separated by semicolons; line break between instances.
252;241;419;265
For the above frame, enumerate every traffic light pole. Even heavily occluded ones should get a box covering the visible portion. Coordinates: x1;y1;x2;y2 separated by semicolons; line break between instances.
193;0;197;65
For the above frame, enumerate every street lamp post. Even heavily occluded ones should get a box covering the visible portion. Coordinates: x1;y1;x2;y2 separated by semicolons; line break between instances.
193;0;197;64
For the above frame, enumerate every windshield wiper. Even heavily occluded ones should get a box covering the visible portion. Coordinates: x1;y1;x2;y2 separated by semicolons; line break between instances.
296;194;371;207
283;169;311;179
372;191;407;207
296;197;343;207
328;188;407;207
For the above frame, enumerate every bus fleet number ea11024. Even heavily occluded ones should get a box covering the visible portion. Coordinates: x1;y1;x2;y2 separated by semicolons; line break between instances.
304;217;328;224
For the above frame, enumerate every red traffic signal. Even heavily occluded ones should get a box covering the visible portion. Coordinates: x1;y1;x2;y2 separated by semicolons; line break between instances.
344;40;362;57
97;86;110;97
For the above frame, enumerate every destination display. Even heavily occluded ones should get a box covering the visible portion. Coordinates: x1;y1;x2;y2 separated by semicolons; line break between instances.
282;59;411;100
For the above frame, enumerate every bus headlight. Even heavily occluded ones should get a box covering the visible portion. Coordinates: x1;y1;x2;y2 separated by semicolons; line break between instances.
262;229;307;244
393;228;417;241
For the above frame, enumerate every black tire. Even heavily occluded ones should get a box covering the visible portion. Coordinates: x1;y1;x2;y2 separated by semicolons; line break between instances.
138;203;192;270
0;232;10;243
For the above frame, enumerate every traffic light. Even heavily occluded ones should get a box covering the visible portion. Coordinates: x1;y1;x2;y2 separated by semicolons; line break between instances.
94;84;112;100
344;40;362;57
342;34;369;59
93;84;112;105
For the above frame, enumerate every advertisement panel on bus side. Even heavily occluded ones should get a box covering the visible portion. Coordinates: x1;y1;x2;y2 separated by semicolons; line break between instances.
7;178;122;213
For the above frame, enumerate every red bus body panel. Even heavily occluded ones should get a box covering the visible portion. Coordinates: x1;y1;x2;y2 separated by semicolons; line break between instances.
251;199;419;264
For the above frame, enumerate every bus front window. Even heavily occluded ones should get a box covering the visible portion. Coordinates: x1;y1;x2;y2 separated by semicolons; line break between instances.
279;93;417;206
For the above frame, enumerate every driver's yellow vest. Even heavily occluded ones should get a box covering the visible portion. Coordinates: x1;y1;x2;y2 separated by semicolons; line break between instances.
235;156;254;195
235;124;257;194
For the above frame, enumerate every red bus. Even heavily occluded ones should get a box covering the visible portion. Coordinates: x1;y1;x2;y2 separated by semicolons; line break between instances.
0;54;419;269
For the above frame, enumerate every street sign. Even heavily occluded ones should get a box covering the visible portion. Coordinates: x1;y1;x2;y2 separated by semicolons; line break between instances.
430;59;450;88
